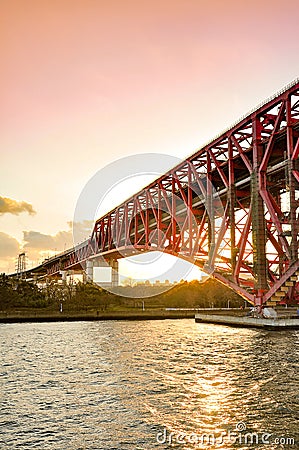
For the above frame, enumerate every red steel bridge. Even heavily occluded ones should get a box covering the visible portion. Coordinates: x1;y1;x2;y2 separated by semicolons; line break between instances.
26;80;299;307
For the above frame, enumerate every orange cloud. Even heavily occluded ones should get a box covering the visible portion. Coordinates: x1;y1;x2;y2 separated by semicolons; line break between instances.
0;196;36;215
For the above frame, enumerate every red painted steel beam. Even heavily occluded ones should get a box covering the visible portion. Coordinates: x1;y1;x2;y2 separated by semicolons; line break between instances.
292;139;299;160
259;100;285;172
34;79;299;305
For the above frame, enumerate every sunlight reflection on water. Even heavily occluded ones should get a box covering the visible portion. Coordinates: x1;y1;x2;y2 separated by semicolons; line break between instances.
0;320;298;449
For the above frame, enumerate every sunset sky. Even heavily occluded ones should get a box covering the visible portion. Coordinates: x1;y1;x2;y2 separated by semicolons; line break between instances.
1;0;299;278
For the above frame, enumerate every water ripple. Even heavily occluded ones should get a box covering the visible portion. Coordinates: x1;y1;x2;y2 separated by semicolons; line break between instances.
0;320;298;449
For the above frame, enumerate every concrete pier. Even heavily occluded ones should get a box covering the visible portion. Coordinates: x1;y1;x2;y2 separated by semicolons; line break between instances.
86;260;94;282
85;258;119;286
195;314;299;330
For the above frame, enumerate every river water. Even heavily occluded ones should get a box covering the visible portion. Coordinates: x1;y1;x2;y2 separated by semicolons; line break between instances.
0;319;298;449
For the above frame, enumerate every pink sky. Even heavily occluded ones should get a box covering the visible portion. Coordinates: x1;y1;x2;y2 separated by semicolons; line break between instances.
1;0;299;274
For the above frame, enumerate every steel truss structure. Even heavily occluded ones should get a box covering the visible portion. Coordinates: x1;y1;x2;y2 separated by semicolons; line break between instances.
40;80;299;306
16;252;27;279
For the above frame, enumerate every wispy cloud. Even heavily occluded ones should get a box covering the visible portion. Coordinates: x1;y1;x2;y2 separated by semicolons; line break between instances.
22;221;93;262
0;221;94;272
0;196;36;215
23;230;73;251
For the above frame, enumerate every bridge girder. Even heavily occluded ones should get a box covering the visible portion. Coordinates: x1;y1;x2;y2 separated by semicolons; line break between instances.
36;80;299;306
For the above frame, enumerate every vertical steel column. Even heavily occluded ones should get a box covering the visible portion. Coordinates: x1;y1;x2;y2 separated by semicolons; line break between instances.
207;152;215;269
252;116;268;304
286;96;298;263
124;203;129;246
114;210;119;248
188;164;193;255
107;216;112;250
171;176;176;249
134;199;139;246
228;138;236;275
145;192;149;248
158;184;162;247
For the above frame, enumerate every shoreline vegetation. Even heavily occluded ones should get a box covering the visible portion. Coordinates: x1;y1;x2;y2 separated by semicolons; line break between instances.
0;275;246;322
1;275;297;323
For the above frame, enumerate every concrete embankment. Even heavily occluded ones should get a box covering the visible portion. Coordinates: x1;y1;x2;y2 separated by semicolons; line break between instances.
0;310;196;323
1;308;298;326
195;313;299;329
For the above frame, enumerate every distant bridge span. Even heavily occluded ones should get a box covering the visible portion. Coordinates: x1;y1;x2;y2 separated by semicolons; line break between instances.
22;80;299;307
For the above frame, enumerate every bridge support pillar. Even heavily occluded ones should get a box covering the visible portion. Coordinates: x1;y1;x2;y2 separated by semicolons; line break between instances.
85;258;119;287
60;270;67;283
251;171;267;289
95;258;119;287
252;116;268;306
86;260;94;282
111;259;119;287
